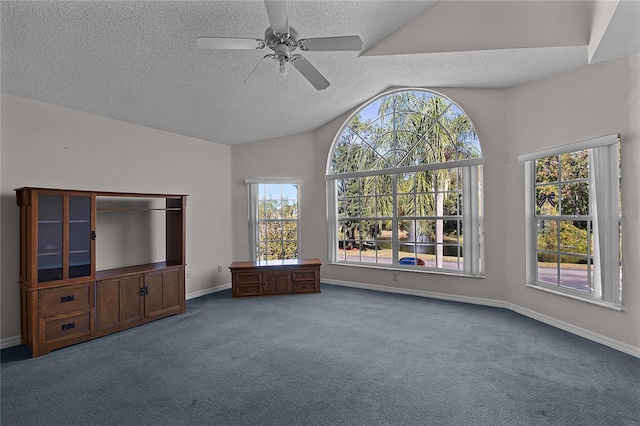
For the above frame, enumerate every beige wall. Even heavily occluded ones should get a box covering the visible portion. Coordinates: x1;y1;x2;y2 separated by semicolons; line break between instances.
2;54;638;354
0;95;233;341
503;55;640;348
231;56;640;352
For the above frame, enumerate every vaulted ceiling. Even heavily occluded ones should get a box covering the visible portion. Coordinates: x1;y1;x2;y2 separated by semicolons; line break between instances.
2;1;639;145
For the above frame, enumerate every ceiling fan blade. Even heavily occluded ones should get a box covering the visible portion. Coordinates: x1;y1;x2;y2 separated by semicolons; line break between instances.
196;37;265;50
299;36;363;52
244;55;276;85
264;0;289;35
290;55;330;91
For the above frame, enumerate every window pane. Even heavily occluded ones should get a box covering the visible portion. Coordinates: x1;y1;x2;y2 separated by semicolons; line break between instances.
537;254;558;284
560;150;589;180
282;199;298;219
283;221;297;240
399;243;416;258
397;194;414;217
258;242;268;261
535;155;559;184
397;172;415;192
443;193;461;215
259;223;267;241
259;200;281;219
415;170;435;193
559;255;589;292
262;184;281;199
537;220;557;251
416;220;434;243
415;193;435;216
443;220;461;243
266;222;282;240
559;220;589;255
398;220;413;242
340;198;360;218
536;184;559;215
281;183;298;201
361;220;377;240
376;175;393;195
560;183;589;215
376;196;393;217
268;241;283;260
361;196;376;217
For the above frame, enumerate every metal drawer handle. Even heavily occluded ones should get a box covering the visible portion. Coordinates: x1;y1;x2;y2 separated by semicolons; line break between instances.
60;295;75;303
61;322;75;331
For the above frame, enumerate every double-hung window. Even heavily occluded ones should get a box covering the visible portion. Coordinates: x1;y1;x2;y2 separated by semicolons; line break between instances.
326;89;484;276
519;134;622;306
246;180;300;261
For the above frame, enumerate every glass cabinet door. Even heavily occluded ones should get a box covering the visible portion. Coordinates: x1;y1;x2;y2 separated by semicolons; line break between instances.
68;195;92;279
37;194;63;282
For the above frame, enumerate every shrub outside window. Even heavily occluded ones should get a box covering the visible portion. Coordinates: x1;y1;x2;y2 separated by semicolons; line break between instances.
326;89;484;275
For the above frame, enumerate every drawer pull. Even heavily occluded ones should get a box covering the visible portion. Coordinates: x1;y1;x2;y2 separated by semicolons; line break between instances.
60;295;75;303
61;322;75;331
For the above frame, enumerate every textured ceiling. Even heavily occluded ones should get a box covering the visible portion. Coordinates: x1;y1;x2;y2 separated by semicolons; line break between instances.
1;1;639;145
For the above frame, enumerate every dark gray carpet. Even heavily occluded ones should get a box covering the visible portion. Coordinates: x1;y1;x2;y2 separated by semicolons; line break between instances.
2;284;639;425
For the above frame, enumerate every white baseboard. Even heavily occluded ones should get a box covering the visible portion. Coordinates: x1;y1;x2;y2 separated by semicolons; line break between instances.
506;303;640;358
322;278;507;308
1;335;21;350
186;283;231;300
322;279;640;359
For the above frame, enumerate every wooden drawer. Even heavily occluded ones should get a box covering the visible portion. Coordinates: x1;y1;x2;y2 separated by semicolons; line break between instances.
235;284;262;297
235;272;261;285
43;311;92;343
292;269;317;282
41;283;94;317
294;281;317;293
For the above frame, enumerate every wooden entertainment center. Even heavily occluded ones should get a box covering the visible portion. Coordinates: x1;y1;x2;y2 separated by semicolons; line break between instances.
229;258;321;297
15;187;187;357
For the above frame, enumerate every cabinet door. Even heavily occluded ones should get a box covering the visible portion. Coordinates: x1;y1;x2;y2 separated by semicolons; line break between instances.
37;194;64;282
36;192;94;284
96;276;144;331
144;269;184;318
68;195;93;280
263;270;291;295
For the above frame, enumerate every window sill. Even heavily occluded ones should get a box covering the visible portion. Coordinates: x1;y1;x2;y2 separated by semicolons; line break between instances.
526;282;623;311
330;261;484;279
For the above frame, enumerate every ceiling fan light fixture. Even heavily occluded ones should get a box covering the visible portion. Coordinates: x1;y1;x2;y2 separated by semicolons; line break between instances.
279;59;287;76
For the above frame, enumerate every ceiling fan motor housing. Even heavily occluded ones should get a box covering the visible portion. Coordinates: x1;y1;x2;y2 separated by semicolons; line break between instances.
265;26;299;56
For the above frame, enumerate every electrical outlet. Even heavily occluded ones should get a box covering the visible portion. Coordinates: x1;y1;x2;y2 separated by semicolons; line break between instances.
393;273;398;282
217;265;222;273
187;270;192;279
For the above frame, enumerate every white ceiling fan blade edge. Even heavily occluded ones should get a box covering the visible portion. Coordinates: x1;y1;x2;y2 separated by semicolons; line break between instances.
299;36;363;52
264;0;289;35
291;55;330;90
197;37;265;50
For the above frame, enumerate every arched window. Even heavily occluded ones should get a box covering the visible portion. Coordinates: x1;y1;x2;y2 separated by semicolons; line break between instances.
326;89;484;275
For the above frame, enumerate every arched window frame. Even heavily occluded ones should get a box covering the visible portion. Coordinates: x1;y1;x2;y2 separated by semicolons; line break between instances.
325;88;485;276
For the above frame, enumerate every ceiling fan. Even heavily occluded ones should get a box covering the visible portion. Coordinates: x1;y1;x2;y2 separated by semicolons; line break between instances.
196;0;363;90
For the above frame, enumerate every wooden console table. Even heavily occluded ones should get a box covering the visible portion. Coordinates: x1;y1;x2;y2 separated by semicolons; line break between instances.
229;258;321;298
